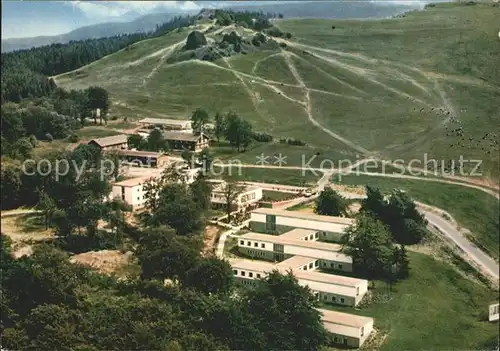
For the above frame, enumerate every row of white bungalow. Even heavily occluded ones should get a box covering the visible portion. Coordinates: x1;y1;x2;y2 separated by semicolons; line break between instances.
229;208;375;348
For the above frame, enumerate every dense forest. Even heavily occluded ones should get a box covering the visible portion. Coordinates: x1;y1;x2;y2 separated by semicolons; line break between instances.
1;15;196;103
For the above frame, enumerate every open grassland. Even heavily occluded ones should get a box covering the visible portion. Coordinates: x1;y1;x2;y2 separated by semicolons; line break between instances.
332;174;500;260
213;166;319;187
321;252;498;351
54;3;499;181
212;142;359;167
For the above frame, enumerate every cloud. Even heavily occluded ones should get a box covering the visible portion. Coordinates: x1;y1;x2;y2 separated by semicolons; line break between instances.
68;1;201;21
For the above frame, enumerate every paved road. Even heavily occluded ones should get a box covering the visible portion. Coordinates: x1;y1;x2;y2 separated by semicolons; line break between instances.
216;220;249;258
423;211;499;280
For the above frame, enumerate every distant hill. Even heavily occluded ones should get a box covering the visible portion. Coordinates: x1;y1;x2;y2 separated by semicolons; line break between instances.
1;12;194;52
1;1;423;52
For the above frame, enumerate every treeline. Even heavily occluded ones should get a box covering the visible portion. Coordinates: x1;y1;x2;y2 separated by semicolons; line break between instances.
1;86;110;161
1;15;196;103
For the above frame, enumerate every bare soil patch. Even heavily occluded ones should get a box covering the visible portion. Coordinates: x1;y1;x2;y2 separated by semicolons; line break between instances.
1;214;55;242
203;225;223;256
70;250;133;275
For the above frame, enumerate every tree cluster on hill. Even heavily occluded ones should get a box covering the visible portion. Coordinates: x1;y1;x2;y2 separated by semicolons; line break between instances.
214;9;280;29
191;108;254;152
1;85;110;175
360;186;428;244
315;188;348;217
342;214;410;280
1;16;196;103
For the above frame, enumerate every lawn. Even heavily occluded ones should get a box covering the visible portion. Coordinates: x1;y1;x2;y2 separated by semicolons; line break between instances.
320;252;498;351
262;190;297;202
212;142;358;168
75;127;122;139
212;166;320;187
332;174;500;260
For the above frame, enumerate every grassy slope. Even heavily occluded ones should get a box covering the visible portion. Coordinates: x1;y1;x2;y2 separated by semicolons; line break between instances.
54;3;499;179
322;252;498;351
333;174;499;260
276;2;500;179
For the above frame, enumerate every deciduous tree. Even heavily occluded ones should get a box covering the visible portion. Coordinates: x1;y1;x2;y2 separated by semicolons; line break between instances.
184;256;234;295
315;188;348;217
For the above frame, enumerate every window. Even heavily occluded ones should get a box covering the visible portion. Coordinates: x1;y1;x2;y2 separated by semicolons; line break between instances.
331;296;336;301
247;241;251;246
356;287;359;296
361;327;364;337
249;272;253;278
241;271;246;277
254;242;258;247
308;262;313;269
240;240;244;245
322;262;326;267
265;215;276;232
338;264;343;270
304;237;308;241
303;265;307;270
310;234;313;240
257;274;261;278
340;298;345;303
330;263;334;268
322;232;326;236
315;232;319;238
137;197;140;201
315;260;319;267
261;243;265;248
233;270;237;275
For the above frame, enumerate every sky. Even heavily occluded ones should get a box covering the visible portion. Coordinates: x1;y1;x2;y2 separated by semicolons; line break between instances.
1;0;430;39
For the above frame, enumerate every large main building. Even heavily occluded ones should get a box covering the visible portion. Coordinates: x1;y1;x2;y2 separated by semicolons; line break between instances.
249;207;354;242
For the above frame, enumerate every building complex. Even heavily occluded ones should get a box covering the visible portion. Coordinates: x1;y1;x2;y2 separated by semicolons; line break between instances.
228;208;375;347
249;207;354;242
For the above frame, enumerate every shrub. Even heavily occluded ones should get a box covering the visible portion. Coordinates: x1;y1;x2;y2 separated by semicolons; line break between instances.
252;132;273;142
45;133;53;142
285;32;292;39
265;26;283;38
28;135;38;147
332;25;336;29
68;134;79;143
111;115;118;121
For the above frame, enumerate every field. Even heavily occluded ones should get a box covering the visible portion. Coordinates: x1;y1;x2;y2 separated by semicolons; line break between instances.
214;166;319;187
321;252;498;351
53;2;499;181
332;174;500;260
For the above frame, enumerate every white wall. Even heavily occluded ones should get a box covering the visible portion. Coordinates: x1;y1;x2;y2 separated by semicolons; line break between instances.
111;184;148;209
250;213;349;233
212;187;263;207
237;238;274;252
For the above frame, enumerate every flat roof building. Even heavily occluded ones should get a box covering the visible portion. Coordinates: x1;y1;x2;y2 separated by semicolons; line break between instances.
229;256;368;307
210;182;263;211
237;232;352;271
138;118;192;131
318;308;374;348
250;208;354;242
